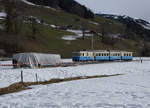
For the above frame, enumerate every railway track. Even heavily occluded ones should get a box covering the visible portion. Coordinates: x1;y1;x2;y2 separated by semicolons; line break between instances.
0;59;148;68
60;60;133;67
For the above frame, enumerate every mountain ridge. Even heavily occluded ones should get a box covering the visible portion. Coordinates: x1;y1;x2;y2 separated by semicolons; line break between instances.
97;13;150;41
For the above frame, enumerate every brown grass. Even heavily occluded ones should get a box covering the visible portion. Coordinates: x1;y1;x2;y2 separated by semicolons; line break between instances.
0;74;122;96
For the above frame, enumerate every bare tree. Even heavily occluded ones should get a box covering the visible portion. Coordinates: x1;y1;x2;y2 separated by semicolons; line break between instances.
2;0;22;34
29;17;39;40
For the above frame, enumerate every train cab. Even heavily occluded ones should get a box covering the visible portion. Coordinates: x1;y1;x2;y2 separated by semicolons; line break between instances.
72;51;93;61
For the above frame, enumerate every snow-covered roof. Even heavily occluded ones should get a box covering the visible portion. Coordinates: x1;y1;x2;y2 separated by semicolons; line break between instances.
13;53;62;68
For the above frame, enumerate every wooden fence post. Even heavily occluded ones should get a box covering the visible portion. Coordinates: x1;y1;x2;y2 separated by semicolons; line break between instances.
36;73;38;83
21;70;23;83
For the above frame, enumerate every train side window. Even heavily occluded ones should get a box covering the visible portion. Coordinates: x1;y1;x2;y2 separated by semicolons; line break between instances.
129;53;131;56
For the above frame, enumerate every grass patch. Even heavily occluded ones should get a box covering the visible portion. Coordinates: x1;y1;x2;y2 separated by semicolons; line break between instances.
0;74;122;96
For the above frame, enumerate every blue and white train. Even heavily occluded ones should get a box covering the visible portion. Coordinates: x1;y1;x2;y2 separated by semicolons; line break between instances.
72;50;133;61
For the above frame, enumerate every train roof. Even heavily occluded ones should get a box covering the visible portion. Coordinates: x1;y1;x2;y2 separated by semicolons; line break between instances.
72;50;132;53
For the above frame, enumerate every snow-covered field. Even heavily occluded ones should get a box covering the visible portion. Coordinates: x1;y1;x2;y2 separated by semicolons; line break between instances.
0;58;149;88
0;58;150;108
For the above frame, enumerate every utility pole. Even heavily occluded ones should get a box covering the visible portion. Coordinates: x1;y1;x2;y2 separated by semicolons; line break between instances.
91;33;94;50
91;30;96;50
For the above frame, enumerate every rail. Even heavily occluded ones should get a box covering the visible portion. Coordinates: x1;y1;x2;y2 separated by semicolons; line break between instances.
0;58;150;68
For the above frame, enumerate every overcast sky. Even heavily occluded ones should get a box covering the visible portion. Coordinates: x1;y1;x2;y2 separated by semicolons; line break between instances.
75;0;150;22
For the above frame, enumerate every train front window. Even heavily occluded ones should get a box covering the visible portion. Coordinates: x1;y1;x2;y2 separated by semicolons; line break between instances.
73;53;79;56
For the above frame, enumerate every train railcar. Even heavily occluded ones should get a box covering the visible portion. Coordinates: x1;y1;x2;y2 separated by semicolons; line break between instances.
72;50;133;62
121;51;133;61
93;50;110;61
72;51;93;61
109;51;121;61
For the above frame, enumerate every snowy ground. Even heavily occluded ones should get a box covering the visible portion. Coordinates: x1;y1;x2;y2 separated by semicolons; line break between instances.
0;60;150;107
0;58;149;88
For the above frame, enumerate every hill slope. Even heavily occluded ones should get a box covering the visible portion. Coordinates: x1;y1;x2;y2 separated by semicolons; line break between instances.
0;0;150;57
26;0;94;19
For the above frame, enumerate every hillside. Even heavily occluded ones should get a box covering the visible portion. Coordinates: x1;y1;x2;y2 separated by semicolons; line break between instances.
26;0;94;19
97;14;150;41
0;0;150;57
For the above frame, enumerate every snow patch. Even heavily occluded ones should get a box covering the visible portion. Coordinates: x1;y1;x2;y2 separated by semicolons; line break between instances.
108;34;121;39
67;29;82;35
50;24;56;28
141;24;150;30
89;21;99;25
21;0;36;6
0;11;7;20
21;0;55;10
62;35;78;41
